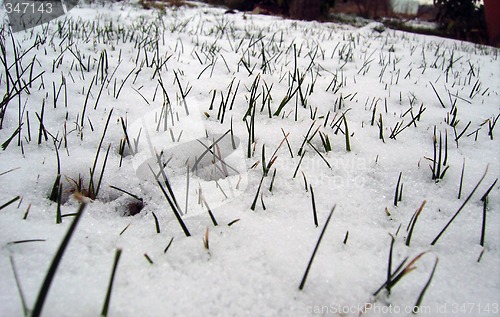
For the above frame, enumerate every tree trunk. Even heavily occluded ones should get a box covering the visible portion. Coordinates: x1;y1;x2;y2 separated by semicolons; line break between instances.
289;0;321;21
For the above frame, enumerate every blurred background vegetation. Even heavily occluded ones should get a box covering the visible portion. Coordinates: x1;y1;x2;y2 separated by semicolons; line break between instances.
134;0;497;46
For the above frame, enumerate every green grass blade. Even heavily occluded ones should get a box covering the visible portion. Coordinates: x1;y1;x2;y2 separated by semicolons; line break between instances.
31;202;87;317
299;205;336;290
0;196;20;211
413;257;439;314
100;249;122;317
431;166;488;245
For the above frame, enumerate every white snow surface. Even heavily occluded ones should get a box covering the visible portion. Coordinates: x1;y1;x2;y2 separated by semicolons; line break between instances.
0;2;499;316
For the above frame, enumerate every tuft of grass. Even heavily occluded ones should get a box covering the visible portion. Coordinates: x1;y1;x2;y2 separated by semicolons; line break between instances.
88;109;114;200
373;252;427;297
191;131;231;175
319;131;332;152
430;127;449;182
393;172;403;207
298;205;336;290
262;135;287;177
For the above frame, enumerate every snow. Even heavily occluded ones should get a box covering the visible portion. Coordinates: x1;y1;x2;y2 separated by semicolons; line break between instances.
0;1;499;316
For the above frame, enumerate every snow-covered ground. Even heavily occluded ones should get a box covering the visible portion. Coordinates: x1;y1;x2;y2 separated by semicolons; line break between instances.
0;1;499;316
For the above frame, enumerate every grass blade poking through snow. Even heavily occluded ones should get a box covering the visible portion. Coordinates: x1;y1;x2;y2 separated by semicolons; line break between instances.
164;237;174;254
185;163;190;215
406;201;426;247
31;201;87;317
152;212;161;234
49;141;61;203
413;256;439;314
10;256;28;316
109;185;143;202
310;185;318;227
250;175;264;211
386;234;396;295
458;158;465;199
429;82;446;108
269;169;277;192
0;196;20;211
281;128;294;158
88;109;114;200
394;172;402;207
157;179;191;237
299;205;336;290
374;252;426;297
100;249;122;317
343;114;351;152
203;227;209;250
307;140;331;169
431;166;488;245
293;151;306;179
201;195;218;226
378;114;385;142
144;254;154;265
480;179;497;247
430;127;449;182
